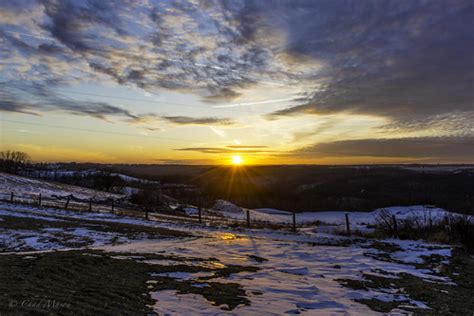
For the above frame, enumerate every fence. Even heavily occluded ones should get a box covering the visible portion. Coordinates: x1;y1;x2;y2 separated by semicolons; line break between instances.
0;191;129;214
0;191;299;231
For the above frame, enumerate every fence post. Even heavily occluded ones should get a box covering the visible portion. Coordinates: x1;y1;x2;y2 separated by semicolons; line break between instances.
446;215;452;238
89;198;92;212
111;199;114;214
198;207;202;224
392;215;398;237
246;209;250;228
292;211;297;232
65;197;70;209
345;213;351;236
10;192;14;202
38;193;42;206
145;209;149;220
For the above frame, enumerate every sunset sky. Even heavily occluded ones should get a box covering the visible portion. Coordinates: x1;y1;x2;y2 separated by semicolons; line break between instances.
1;0;473;164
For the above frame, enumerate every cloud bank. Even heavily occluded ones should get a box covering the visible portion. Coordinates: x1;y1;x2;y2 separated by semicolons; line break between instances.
297;137;474;162
1;0;473;161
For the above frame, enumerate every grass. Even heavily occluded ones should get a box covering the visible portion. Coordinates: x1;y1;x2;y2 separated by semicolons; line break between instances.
37;231;95;248
0;213;189;252
363;240;402;253
369;211;474;253
0;212;191;252
1;210;189;237
4;199;297;232
248;255;268;263
0;250;259;315
0;208;258;313
152;278;250;310
337;248;474;314
355;298;409;313
361;240;407;264
0;250;156;315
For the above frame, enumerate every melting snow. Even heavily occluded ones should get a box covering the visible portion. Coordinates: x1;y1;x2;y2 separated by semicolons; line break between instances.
0;200;459;315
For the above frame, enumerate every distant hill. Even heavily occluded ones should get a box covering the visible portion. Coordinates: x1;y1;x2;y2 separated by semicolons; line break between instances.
23;164;474;214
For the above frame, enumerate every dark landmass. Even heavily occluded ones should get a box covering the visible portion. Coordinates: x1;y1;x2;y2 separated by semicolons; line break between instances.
45;164;474;215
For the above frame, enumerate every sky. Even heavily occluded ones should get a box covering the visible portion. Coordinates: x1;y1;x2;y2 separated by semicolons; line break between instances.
0;0;473;165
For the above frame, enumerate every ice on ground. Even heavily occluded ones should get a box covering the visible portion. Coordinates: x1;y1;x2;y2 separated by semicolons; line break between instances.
0;209;64;222
101;231;453;315
278;267;309;276
387;239;452;265
151;271;215;281
183;207;199;216
152;290;228;315
0;201;457;315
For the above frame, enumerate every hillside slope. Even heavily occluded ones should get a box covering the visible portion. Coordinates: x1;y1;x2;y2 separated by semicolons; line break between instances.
0;172;123;200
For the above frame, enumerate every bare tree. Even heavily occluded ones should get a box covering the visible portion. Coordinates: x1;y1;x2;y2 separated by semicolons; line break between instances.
92;171;124;192
0;150;31;174
131;188;168;212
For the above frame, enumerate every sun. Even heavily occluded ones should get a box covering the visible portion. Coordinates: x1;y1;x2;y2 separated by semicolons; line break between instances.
231;155;243;165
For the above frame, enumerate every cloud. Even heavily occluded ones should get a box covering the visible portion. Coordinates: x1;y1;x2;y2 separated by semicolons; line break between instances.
0;95;234;127
174;147;273;154
297;137;474;161
144;127;161;132
0;99;40;116
262;1;474;129
0;83;139;121
41;0;127;52
151;158;212;165
0;0;302;128
0;83;236;126
0;0;302;101
226;145;268;149
202;88;242;103
214;97;296;108
161;116;235;126
1;0;473;150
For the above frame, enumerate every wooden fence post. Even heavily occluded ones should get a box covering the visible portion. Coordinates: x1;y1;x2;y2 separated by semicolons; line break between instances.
111;199;114;214
392;215;398;237
246;209;250;228
446;215;452;238
345;213;351;236
65;197;70;209
145;209;149;220
89;198;92;212
292;211;297;232
10;192;14;202
198;207;202;224
38;193;42;206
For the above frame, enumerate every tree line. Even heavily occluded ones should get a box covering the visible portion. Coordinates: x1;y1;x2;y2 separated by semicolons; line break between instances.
0;150;30;174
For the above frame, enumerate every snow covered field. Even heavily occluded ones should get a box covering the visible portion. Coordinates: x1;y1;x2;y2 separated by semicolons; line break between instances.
207;199;462;235
0;172;123;200
109;236;450;315
0;202;460;315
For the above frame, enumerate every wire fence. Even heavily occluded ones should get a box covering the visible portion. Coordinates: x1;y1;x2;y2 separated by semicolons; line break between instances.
0;191;297;231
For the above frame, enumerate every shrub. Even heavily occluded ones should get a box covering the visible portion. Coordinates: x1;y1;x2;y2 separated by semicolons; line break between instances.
374;209;474;253
130;188;170;213
374;209;398;236
450;215;474;253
